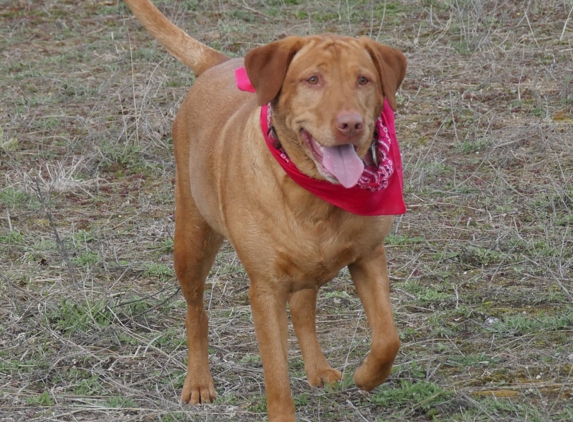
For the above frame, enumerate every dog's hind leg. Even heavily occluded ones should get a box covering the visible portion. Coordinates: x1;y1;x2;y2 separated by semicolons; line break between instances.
173;167;223;405
290;288;342;387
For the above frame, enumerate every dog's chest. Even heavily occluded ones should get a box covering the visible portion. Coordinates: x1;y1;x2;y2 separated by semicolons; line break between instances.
268;217;386;287
225;183;392;287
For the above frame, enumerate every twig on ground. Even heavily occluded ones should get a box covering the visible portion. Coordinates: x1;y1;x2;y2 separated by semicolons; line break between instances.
346;399;370;422
33;177;77;286
560;3;573;42
239;0;272;19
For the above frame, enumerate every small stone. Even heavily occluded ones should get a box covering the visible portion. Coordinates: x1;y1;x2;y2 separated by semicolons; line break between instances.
485;317;500;326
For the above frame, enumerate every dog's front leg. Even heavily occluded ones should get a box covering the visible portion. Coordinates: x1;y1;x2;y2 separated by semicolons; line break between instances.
249;280;296;422
349;246;400;391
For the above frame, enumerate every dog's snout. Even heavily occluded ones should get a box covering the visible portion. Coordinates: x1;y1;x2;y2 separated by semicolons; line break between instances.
335;112;364;140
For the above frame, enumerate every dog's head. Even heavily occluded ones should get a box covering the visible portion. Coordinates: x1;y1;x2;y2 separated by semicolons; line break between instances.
245;34;406;187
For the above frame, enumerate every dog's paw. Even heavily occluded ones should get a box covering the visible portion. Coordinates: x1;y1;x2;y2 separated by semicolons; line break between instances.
181;376;217;405
353;355;392;391
307;367;342;388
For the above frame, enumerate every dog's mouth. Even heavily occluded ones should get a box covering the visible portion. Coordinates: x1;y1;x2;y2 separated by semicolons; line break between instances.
299;129;365;188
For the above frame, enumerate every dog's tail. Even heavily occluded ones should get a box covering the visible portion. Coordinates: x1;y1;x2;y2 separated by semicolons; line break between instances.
123;0;230;75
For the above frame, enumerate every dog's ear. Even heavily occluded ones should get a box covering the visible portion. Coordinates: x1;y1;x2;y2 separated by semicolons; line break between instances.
359;38;406;111
245;36;304;106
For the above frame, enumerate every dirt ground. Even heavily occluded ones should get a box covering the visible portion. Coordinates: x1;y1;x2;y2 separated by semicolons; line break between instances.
1;0;572;421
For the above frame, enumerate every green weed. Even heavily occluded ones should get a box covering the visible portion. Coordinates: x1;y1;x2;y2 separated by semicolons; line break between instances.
0;188;35;209
240;354;261;364
0;357;46;375
157;237;174;253
486;310;573;337
0;230;23;244
97;141;145;174
370;380;450;412
47;299;114;334
455;138;492;154
459;246;507;268
72;250;102;266
155;327;186;349
26;391;54;407
72;375;103;396
447;352;500;368
105;395;136;408
143;262;174;279
385;233;426;246
248;395;268;413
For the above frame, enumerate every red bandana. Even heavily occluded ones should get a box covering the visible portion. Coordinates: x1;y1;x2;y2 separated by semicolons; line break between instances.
235;67;405;216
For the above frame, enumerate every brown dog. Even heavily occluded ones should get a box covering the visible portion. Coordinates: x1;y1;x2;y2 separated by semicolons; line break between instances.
123;1;406;420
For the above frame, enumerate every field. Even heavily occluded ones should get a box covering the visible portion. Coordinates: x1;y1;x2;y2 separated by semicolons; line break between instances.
1;0;572;420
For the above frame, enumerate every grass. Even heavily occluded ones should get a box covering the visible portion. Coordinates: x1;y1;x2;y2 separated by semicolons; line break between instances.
1;0;572;420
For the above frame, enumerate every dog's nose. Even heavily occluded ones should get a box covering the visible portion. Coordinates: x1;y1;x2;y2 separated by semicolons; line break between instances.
335;112;364;140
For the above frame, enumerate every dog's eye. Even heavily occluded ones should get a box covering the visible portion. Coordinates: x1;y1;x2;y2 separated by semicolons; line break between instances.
358;76;369;86
307;76;319;85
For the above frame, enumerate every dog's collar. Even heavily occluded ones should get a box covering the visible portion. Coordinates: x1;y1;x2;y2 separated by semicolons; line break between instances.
235;67;405;216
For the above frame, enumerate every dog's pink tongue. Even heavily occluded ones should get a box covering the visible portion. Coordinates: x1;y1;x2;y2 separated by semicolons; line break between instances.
322;144;364;188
